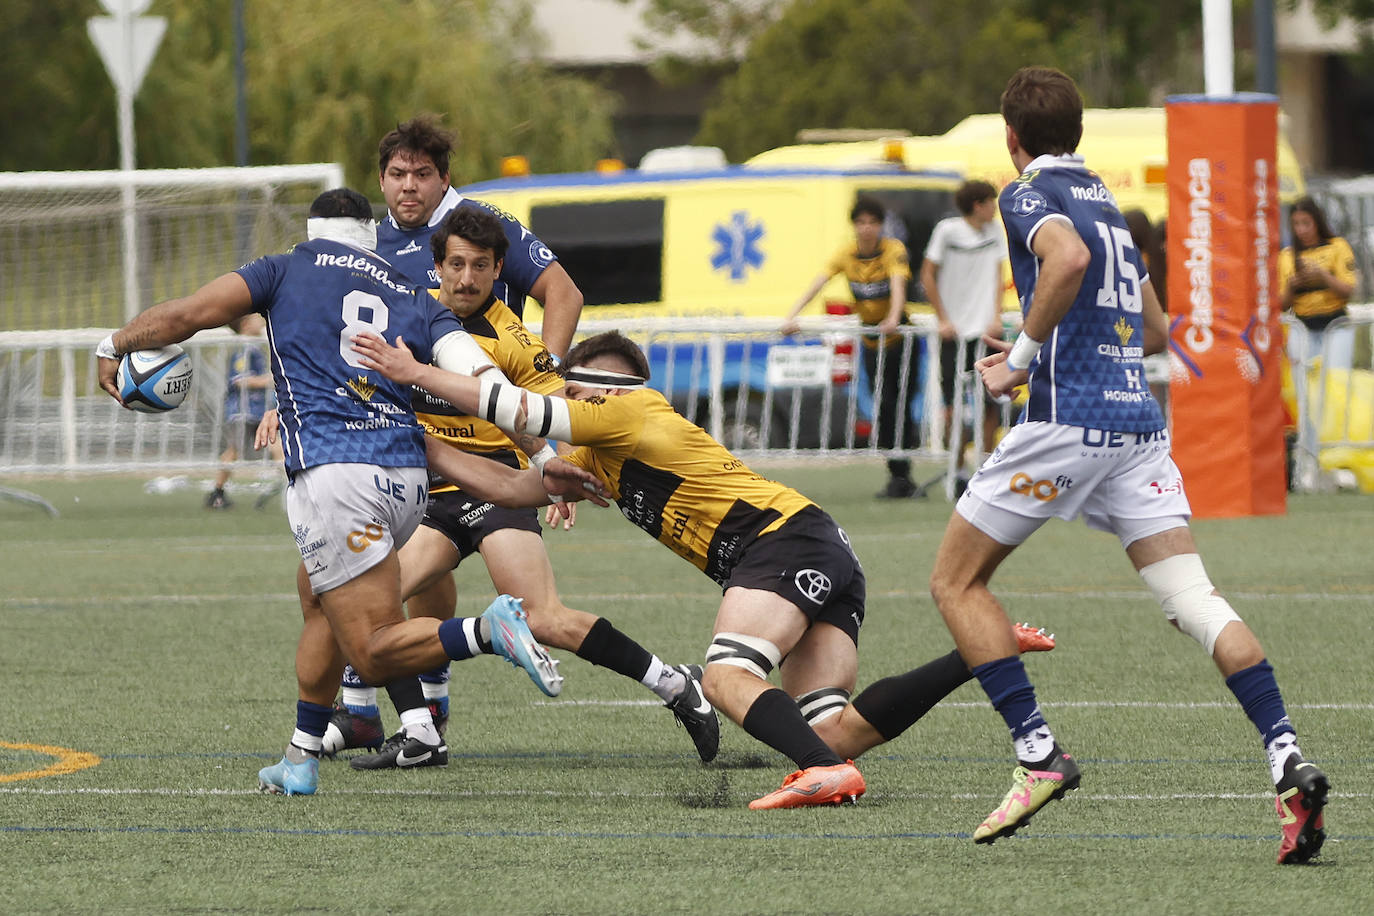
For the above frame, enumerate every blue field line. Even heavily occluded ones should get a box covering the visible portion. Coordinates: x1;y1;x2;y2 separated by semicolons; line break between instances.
0;823;1369;845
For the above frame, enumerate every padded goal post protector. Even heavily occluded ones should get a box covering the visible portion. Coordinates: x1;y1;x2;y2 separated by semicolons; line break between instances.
1165;95;1287;518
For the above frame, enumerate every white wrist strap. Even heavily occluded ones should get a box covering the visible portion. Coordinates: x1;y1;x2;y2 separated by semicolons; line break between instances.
1006;332;1042;372
96;335;119;360
529;443;556;474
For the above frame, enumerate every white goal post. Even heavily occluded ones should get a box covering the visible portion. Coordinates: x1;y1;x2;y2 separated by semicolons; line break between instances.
0;163;344;331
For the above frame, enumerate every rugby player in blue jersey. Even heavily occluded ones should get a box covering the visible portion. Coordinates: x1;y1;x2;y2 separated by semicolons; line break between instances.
927;67;1327;862
318;117;589;752
97;189;602;796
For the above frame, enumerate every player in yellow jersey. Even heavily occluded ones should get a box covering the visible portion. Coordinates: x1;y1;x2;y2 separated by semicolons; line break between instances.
351;328;1054;808
331;208;719;770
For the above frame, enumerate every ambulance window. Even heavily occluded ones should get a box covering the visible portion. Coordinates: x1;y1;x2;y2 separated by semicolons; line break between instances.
530;199;665;305
859;188;956;298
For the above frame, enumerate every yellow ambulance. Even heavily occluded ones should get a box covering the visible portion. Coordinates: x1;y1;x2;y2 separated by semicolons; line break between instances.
456;158;961;322
747;107;1307;221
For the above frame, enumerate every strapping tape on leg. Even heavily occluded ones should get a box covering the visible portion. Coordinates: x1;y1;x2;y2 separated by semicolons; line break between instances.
1139;552;1240;656
706;633;781;681
795;686;851;726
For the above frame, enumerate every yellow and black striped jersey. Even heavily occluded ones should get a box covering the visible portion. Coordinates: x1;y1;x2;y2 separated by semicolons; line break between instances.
559;388;815;585
413;293;562;493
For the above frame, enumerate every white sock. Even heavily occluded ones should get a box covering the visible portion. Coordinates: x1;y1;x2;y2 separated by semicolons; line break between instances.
421;680;449;702
1266;731;1302;784
1014;727;1056;765
641;657;685;701
290;729;322;755
399;707;441;745
342;686;378;710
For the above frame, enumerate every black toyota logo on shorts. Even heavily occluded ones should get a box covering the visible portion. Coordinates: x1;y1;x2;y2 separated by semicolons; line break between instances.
794;568;832;605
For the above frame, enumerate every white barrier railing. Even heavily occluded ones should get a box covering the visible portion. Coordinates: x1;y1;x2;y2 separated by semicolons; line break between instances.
5;312;1370;489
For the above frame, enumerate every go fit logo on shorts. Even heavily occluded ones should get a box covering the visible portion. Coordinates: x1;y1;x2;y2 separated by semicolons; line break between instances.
1008;472;1060;502
346;523;385;553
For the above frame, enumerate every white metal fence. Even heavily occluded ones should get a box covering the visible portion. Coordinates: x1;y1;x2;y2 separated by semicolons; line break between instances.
5;312;1370;494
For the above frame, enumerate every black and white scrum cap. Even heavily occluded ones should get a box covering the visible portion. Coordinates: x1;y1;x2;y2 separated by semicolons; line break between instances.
563;366;647;390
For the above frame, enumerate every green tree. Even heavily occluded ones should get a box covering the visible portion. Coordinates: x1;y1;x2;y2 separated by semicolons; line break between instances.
630;0;1206;162
696;0;1059;161
2;1;617;186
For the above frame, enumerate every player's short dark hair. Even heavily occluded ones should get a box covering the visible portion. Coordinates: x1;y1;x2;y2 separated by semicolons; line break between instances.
954;179;997;216
378;115;454;177
430;207;509;266
562;331;651;382
850;195;886;223
1000;67;1083;157
308;188;373;220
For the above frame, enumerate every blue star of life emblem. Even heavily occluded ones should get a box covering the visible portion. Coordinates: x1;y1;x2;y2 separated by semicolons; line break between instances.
710;211;765;281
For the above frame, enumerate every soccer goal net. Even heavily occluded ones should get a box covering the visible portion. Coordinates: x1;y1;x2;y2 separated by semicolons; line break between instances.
0;163;343;331
0;164;340;479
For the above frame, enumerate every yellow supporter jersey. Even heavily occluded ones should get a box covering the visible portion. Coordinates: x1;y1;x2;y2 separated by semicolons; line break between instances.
559;389;814;585
1279;236;1356;325
826;237;911;347
412;293;562;493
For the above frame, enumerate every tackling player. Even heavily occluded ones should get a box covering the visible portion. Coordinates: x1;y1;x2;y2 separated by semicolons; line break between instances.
339;207;718;769
927;67;1328;862
327;116;587;743
96;189;598;796
350;328;1056;809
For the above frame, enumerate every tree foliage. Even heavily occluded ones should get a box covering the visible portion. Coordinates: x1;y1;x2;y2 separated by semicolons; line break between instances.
634;0;1206;162
2;0;617;188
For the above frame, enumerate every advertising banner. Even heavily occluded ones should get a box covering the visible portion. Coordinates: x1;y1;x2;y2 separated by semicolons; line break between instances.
1166;95;1286;517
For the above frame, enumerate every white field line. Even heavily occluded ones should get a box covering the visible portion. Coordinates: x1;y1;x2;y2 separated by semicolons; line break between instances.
2;785;1365;802
537;698;1374;710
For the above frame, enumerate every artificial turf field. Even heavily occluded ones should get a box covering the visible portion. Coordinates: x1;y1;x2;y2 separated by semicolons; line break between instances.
1;465;1370;914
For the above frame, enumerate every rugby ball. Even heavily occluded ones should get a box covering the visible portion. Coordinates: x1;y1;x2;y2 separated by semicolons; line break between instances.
117;345;194;413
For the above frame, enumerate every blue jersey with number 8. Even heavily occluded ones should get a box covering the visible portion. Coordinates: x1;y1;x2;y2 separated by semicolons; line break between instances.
1000;155;1164;433
236;239;465;474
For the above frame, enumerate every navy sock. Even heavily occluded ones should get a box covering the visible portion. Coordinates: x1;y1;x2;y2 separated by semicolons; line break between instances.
295;700;333;739
437;617;480;661
1225;659;1294;745
741;688;844;770
971;655;1046;741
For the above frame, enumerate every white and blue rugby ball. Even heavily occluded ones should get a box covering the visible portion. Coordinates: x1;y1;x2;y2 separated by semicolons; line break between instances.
117;345;194;413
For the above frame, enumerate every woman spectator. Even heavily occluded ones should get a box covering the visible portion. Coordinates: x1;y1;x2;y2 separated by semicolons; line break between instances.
1278;196;1358;483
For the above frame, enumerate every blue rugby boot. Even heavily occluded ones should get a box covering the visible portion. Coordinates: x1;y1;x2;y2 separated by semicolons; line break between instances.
257;751;319;796
483;595;564;697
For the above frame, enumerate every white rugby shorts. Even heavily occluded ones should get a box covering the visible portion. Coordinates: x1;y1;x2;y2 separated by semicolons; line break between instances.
957;421;1191;547
286;463;429;594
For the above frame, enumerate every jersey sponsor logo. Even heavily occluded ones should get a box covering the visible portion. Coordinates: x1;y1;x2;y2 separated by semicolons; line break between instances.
1010;188;1048;216
346;375;379;402
345;523;385;553
312;251;410;294
1009;472;1066;502
794;568;832;605
1114;316;1134;347
532;350;557;374
528;240;553;268
395;240;423;256
1070;183;1116;206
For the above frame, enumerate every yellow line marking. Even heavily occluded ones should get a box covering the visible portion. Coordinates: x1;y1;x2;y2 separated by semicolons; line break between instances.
0;741;101;783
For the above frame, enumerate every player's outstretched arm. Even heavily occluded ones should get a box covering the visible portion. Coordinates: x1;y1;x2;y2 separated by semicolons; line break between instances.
352;331;485;413
97;273;255;402
422;437;608;509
